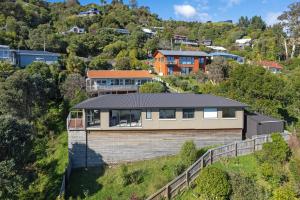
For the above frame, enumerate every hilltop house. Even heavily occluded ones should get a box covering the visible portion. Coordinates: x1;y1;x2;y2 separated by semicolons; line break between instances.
153;50;209;76
67;93;284;167
235;38;252;49
141;28;156;37
86;70;153;95
210;52;245;64
65;26;85;34
78;8;100;17
201;39;213;46
258;60;283;74
0;45;59;67
207;46;227;52
173;35;199;46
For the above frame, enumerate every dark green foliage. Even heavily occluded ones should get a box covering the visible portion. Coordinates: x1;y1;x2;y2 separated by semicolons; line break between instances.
195;166;231;200
272;185;298;200
0;160;24;200
229;173;262;200
139;82;165;93
120;165;145;186
179;141;197;167
256;133;291;164
173;162;186;176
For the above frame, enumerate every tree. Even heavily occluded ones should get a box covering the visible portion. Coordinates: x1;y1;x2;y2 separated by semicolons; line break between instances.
206;57;229;84
0;61;15;79
66;54;86;74
0;116;33;166
278;2;300;58
89;56;112;70
238;16;250;28
179;140;197;166
129;0;138;9
250;16;266;30
66;0;80;7
115;50;131;70
139;82;165;93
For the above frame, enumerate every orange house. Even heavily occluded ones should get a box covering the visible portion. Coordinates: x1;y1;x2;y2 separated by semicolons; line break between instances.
153;50;209;76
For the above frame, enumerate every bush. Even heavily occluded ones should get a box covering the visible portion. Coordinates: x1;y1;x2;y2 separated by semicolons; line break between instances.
229;173;261;200
139;82;165;93
272;185;298;200
260;163;288;187
173;162;186;176
256;133;291;164
180;141;197;166
195;166;231;200
120;165;145;186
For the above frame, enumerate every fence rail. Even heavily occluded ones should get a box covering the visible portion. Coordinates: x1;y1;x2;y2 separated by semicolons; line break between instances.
146;133;289;200
58;158;72;198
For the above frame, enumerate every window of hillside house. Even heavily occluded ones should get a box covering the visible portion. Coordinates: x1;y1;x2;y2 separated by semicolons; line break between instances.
159;109;176;119
146;110;152;119
167;56;175;63
181;67;192;75
183;109;195;119
200;57;205;64
86;109;101;127
203;108;218;119
179;57;194;64
222;108;236;118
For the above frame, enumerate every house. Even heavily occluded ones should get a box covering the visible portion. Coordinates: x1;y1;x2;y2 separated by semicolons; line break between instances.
173;35;199;46
78;8;100;17
0;45;60;67
0;45;16;64
67;93;247;166
66;26;85;34
207;46;227;52
244;112;284;139
115;28;130;34
209;52;245;64
201;39;213;46
258;60;283;74
153;50;209;76
235;38;252;49
86;70;153;95
141;28;156;36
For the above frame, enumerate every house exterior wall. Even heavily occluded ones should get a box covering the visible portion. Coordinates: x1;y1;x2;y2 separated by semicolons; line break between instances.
17;54;59;68
86;108;244;131
153;52;206;76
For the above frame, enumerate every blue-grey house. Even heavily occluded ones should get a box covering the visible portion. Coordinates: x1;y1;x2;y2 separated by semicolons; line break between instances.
209;52;244;64
0;45;60;68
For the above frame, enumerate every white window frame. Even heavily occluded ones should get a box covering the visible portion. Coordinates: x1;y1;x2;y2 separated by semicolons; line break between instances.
146;110;152;120
203;108;218;119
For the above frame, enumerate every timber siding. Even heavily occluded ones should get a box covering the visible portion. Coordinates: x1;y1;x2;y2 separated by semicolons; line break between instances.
68;129;242;167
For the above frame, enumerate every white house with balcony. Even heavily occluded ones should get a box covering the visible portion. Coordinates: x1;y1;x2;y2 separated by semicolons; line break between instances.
86;70;154;95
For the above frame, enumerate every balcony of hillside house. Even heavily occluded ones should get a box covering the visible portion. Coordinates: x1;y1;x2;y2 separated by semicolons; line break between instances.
67;111;85;130
86;84;139;93
67;110;101;130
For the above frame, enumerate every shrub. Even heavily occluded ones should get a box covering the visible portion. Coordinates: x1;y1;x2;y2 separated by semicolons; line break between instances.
195;166;231;200
173;162;186;176
229;173;261;200
260;163;288;187
256;133;291;164
180;141;197;166
120;165;145;186
272;185;298;200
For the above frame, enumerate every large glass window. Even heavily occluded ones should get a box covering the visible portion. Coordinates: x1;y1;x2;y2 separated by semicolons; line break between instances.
146;110;152;119
183;109;195;119
181;67;192;75
203;108;218;119
159;109;176;119
86;110;101;127
199;57;205;64
179;57;194;64
109;110;142;127
222;108;236;118
125;79;134;85
167;56;175;63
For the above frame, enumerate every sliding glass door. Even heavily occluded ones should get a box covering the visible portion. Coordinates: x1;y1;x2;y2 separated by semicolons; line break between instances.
109;110;142;127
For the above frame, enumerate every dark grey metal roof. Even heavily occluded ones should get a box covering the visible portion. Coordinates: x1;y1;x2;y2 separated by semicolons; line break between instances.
14;50;60;56
74;93;247;109
247;112;283;123
157;50;209;57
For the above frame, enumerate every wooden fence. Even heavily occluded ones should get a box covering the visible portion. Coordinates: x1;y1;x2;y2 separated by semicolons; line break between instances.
146;133;290;200
58;158;72;198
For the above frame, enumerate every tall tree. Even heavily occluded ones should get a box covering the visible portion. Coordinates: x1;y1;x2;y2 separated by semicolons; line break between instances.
129;0;138;9
278;2;300;58
237;16;250;28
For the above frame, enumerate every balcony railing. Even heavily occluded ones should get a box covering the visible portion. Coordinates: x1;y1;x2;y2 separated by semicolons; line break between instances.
86;85;139;92
67;112;85;130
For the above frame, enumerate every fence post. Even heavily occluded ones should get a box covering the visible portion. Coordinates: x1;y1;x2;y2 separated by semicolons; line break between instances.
253;139;256;152
210;150;213;164
186;170;190;187
235;142;238;157
166;184;171;200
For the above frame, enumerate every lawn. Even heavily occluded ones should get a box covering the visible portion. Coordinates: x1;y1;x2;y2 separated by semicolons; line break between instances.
67;147;211;200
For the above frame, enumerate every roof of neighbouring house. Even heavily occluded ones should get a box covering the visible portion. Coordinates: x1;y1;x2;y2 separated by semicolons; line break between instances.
87;70;153;79
74;93;248;109
246;112;284;123
206;46;227;51
235;38;252;44
209;52;242;59
259;61;283;69
155;50;209;57
15;50;60;56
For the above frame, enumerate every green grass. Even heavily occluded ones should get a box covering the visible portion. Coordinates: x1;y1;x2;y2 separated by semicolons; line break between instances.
175;154;259;200
67;147;211;200
22;132;69;199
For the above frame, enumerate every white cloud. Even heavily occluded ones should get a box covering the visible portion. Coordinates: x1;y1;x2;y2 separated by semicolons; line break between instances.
173;4;211;22
265;12;281;26
174;4;197;18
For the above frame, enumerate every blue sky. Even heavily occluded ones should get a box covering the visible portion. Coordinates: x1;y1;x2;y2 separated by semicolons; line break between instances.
48;0;295;25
